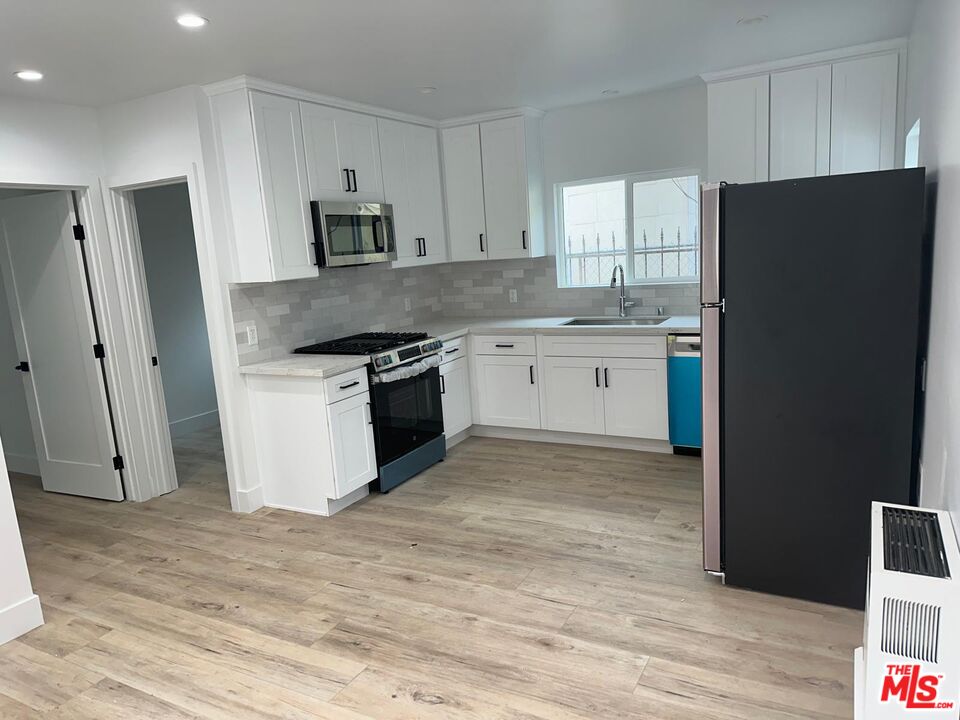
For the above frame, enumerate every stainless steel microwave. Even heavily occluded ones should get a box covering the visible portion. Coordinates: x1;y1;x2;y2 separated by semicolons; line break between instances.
310;201;397;268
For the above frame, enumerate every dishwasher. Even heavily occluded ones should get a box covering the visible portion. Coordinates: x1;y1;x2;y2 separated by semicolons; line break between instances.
667;335;702;451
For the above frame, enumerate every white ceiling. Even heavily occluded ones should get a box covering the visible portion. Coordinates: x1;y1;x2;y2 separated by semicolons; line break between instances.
0;0;919;119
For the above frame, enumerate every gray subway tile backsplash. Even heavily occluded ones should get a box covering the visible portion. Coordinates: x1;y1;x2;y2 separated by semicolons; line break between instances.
230;256;699;364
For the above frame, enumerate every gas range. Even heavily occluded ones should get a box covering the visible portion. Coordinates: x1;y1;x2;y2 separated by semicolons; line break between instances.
293;331;443;373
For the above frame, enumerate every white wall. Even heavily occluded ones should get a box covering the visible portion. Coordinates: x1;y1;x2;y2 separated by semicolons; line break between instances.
133;183;219;436
0;439;42;644
541;82;708;255
906;0;960;528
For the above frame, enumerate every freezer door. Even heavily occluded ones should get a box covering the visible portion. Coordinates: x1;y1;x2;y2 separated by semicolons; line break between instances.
701;306;722;573
700;183;722;305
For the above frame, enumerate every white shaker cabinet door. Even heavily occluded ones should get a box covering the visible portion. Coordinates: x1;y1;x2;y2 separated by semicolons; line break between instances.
474;354;540;429
327;391;378;498
541;356;605;435
480;116;529;260
769;65;832;180
442;124;487;262
601;358;668;440
440;356;472;437
707;75;770;184
830;53;899;175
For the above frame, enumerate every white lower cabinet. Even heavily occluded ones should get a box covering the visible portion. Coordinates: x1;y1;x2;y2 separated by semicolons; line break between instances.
439;356;472;437
327;391;378;497
542;356;605;435
541;355;668;440
474;354;540;429
601;358;669;440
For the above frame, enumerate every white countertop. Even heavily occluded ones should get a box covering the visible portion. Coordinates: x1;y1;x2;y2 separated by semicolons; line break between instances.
238;314;701;378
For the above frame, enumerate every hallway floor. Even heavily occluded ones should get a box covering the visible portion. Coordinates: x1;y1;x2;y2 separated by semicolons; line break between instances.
2;437;861;719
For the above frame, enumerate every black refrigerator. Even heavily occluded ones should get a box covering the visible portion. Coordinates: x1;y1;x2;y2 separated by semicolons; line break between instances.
700;169;928;609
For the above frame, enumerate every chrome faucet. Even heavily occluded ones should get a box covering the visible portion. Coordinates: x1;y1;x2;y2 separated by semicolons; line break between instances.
609;264;635;318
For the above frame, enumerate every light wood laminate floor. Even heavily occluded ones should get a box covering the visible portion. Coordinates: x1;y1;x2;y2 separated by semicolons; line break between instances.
2;432;862;719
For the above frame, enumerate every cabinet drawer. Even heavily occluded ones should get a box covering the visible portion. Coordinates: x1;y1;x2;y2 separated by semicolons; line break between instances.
323;367;369;403
541;334;666;359
439;336;466;364
473;335;536;356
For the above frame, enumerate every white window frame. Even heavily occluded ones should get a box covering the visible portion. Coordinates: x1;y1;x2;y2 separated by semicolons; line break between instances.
554;167;701;288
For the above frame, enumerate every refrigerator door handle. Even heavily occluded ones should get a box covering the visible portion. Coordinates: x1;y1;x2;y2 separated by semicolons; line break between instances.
701;306;723;574
701;183;722;306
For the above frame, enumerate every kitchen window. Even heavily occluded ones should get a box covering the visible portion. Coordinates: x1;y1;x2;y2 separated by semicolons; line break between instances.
556;171;700;287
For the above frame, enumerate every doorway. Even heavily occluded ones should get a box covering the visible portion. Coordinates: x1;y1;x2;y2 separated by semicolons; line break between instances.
127;182;228;507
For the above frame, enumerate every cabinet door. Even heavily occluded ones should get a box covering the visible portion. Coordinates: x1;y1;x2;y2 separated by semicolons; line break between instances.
337;110;384;201
542;357;605;435
378;118;416;260
249;91;316;280
769;65;831;180
481;117;529;260
707;76;770;184
601;358;668;440
474;354;540;429
327;392;378;498
408;124;447;264
830;53;898;175
300;101;349;199
439;357;472;436
442;125;487;262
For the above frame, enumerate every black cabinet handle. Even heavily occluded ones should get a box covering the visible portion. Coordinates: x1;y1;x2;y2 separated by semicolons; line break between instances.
367;402;373;425
339;380;361;390
439;375;446;394
529;365;535;384
445;347;460;355
417;238;422;256
343;168;352;192
421;237;427;256
603;368;609;388
14;361;29;372
595;367;600;388
350;169;358;193
495;344;514;348
479;233;485;253
522;229;527;250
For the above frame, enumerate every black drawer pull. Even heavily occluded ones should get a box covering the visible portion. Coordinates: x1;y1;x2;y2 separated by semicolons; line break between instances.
445;348;460;354
495;344;514;348
338;380;361;390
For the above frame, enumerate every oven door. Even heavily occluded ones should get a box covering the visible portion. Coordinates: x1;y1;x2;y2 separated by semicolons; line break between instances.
313;201;396;267
369;365;444;467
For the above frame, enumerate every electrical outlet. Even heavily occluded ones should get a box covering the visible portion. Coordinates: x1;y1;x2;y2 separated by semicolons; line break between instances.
246;324;259;347
509;288;518;303
404;297;412;312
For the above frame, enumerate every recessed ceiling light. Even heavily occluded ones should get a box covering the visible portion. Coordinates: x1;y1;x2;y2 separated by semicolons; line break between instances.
418;86;438;95
14;69;43;81
176;13;208;28
737;14;767;26
601;89;619;96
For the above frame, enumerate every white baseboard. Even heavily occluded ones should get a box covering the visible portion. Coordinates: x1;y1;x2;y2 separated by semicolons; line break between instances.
470;425;673;453
4;452;39;476
169;409;220;438
234;484;264;513
0;594;43;646
264;485;369;517
445;428;472;450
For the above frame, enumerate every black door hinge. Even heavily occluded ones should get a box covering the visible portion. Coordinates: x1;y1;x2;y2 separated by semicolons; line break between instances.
73;224;85;241
113;455;124;471
152;356;159;367
93;343;105;359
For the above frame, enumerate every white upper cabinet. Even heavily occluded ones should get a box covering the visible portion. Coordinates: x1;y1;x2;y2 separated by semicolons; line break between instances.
210;89;316;283
378;119;447;267
830;53;899;175
442;124;487;262
769;65;832;180
442;115;545;263
300;102;384;202
707;76;770;184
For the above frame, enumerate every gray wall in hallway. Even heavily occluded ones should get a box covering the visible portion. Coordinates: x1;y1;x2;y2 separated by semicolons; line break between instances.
230;256;698;363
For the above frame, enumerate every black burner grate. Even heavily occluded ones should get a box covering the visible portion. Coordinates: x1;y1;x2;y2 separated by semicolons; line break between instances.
882;507;950;578
294;331;428;355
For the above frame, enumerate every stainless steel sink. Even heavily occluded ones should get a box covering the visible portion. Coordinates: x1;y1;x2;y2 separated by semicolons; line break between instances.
562;317;669;326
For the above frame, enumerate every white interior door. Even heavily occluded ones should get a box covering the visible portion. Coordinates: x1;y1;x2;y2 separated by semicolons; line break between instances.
0;192;124;500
